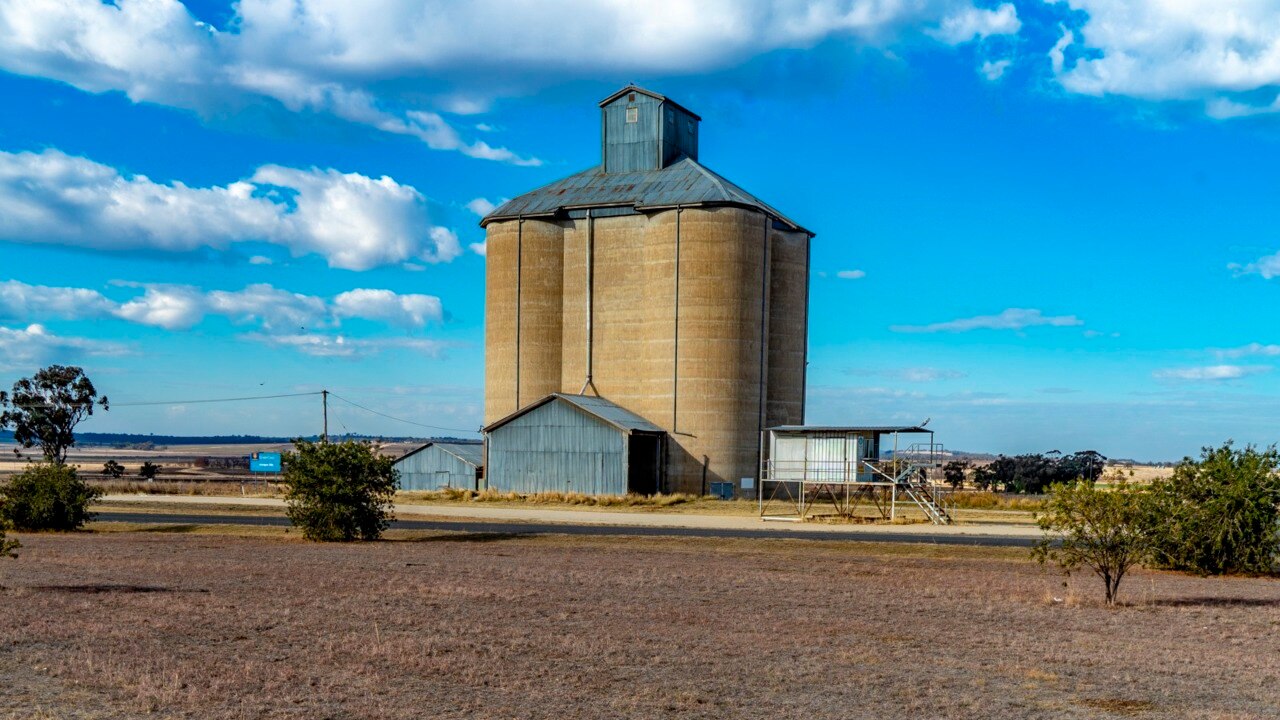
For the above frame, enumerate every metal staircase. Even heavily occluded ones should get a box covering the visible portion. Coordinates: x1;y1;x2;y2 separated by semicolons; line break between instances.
898;473;952;525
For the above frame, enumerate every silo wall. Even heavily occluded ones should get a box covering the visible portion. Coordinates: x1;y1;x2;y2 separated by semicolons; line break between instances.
483;218;565;425
484;206;808;495
767;228;810;428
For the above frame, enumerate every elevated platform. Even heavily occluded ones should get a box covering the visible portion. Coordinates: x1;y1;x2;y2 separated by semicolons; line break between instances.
758;426;953;525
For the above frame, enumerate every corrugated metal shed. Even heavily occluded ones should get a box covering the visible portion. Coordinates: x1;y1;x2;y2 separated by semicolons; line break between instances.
394;441;483;491
484;394;665;496
479;158;810;235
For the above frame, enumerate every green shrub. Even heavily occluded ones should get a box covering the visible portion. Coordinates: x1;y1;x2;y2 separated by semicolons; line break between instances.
1145;443;1280;575
0;508;18;559
1033;480;1151;605
282;439;398;542
0;463;102;531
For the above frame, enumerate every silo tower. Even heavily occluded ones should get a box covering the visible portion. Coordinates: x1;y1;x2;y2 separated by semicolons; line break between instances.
481;85;812;494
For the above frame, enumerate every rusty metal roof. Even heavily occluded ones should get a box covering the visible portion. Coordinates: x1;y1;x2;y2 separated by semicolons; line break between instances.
480;158;811;235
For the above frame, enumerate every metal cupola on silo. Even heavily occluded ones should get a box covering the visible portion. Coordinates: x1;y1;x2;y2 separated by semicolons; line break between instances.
598;84;700;173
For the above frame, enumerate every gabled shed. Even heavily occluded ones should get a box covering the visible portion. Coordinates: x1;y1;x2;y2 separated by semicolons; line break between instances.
483;393;666;496
394;441;483;491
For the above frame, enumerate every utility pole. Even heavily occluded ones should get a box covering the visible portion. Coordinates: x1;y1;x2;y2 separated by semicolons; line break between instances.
322;389;329;442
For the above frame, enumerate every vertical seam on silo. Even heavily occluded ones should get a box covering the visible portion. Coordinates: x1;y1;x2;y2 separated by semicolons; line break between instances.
516;217;523;410
758;215;771;457
801;234;811;423
673;206;682;432
580;209;597;396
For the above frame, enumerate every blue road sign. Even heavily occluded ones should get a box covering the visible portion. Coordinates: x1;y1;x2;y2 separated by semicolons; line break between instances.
250;452;282;473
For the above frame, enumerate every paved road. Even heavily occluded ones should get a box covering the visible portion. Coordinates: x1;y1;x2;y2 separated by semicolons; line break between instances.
94;511;1037;547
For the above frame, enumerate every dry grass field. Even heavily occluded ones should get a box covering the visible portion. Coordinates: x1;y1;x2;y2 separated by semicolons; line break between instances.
1;527;1277;719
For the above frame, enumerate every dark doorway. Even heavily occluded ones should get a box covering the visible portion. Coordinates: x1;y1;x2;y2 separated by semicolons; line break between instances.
627;433;663;495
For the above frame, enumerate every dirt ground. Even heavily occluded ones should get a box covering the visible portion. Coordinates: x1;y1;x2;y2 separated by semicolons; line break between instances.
1;528;1277;719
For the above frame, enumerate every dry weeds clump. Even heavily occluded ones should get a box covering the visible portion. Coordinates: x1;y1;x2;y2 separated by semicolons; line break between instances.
87;479;280;497
2;532;1279;719
948;491;1045;512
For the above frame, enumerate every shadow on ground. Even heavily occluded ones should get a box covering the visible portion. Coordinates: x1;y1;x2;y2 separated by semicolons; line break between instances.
1145;596;1280;608
395;532;534;544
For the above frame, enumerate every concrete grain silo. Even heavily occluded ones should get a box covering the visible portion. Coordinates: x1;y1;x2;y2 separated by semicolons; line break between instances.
481;85;812;494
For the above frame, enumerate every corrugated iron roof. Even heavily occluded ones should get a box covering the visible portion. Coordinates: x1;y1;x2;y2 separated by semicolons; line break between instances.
484;393;665;435
598;84;702;120
394;440;483;467
480;158;810;235
433;442;484;466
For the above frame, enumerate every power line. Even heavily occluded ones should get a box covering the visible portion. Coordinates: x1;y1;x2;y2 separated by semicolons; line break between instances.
327;392;475;434
111;391;324;407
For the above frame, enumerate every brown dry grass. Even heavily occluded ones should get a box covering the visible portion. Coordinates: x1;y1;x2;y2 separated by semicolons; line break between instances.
86;479;281;497
2;529;1278;719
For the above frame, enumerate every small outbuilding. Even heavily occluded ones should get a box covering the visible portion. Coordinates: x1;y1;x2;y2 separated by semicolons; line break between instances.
483;393;666;496
394;441;483;491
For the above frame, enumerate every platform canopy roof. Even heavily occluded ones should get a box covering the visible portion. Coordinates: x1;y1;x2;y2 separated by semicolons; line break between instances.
768;425;933;435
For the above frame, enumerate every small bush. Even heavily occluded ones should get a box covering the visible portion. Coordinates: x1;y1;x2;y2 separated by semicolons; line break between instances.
0;509;18;559
0;463;102;531
1033;480;1150;605
1145;442;1280;575
102;460;125;478
283;439;398;542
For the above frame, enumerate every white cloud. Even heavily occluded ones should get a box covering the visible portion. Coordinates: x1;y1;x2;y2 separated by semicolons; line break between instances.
207;284;329;331
891;308;1084;333
248;255;273;265
0;149;458;270
1214;342;1280;359
1154;364;1271;381
845;366;966;382
927;3;1019;44
332;289;444;329
0;279;440;334
836;269;866;279
900;367;967;382
0;0;1019;155
1230;250;1280;279
0;323;128;370
0;0;536;164
0;280;114;320
242;332;447;358
1052;1;1280;117
465;197;499;217
981;58;1011;81
469;241;487;257
114;284;207;330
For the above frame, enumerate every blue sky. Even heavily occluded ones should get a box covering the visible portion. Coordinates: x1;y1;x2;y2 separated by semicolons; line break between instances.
2;0;1280;460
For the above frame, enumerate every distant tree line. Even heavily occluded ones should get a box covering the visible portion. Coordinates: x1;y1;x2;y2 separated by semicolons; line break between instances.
943;450;1107;494
0;431;462;446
